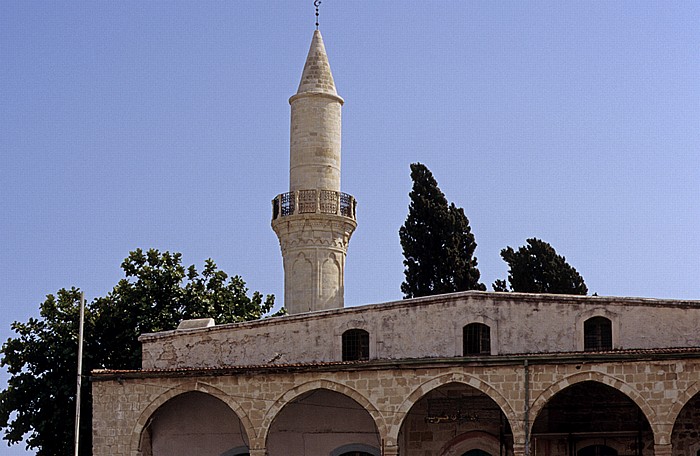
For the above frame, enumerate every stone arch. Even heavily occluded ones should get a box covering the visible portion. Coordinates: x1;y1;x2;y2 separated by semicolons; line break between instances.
668;380;700;451
288;252;314;312
320;253;341;304
259;379;387;445
666;379;700;428
439;430;501;456
130;381;255;454
329;443;381;456
388;372;522;446
529;371;657;438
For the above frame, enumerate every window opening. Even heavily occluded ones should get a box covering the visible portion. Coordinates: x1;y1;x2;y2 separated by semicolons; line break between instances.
463;323;491;355
584;316;613;351
342;329;369;361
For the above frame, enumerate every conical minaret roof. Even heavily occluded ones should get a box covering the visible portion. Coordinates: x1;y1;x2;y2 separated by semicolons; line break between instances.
296;30;339;97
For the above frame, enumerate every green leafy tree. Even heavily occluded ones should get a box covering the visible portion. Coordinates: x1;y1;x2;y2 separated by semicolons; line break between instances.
0;249;277;455
493;238;588;295
400;163;485;298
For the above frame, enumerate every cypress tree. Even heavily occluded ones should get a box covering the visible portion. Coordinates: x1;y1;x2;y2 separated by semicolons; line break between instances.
400;163;485;298
493;238;588;295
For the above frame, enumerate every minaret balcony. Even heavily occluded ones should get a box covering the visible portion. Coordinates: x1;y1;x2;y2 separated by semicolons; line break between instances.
272;189;356;221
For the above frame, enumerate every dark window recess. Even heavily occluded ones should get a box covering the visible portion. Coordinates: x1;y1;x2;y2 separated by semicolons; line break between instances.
578;445;618;456
463;323;491;355
342;329;370;361
584;316;613;351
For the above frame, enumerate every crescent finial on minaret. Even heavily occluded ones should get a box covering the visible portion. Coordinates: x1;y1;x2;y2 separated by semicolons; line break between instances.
314;0;321;30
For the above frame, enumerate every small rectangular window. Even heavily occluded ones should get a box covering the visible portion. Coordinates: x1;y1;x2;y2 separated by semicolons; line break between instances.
463;323;491;355
342;329;369;361
584;317;613;351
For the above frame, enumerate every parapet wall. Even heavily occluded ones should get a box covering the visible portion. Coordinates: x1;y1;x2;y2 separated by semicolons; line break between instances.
139;291;700;370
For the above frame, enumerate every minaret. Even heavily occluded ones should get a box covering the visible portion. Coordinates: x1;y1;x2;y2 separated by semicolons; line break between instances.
272;30;357;315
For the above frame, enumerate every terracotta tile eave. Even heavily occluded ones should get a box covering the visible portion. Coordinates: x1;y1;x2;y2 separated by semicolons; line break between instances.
91;346;700;381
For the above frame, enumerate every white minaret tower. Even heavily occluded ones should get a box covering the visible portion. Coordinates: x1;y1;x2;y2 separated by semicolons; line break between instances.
272;29;357;315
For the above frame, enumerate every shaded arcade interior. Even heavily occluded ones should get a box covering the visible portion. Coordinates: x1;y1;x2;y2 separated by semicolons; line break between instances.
398;382;513;456
531;381;653;456
671;392;700;455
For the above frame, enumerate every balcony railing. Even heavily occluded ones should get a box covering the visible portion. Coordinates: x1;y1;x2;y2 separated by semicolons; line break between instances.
272;190;356;221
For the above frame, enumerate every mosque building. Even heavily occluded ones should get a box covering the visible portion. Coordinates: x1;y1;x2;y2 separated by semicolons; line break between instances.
92;23;700;456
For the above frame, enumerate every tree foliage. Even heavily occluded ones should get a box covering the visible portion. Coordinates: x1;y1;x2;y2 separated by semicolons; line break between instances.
400;163;485;298
0;249;277;455
493;238;588;295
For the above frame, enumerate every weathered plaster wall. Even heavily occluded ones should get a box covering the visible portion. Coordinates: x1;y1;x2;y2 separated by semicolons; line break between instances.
139;292;700;370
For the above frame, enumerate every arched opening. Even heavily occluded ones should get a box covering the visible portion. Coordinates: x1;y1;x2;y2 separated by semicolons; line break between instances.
463;450;492;456
342;328;370;361
463;323;491;355
266;388;380;456
584;317;612;351
330;442;380;456
139;391;249;456
222;448;250;456
398;383;512;456
671;391;700;455
532;381;652;456
577;445;618;456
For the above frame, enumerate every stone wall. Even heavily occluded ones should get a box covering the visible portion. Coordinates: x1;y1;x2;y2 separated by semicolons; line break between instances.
92;355;700;456
139;292;700;370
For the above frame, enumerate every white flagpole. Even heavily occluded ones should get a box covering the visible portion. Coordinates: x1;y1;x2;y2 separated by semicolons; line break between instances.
74;291;85;456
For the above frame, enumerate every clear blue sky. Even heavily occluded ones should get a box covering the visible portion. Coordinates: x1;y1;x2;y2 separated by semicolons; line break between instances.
1;1;699;454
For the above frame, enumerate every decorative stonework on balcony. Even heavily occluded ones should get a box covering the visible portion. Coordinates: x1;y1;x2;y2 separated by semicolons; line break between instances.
272;189;356;221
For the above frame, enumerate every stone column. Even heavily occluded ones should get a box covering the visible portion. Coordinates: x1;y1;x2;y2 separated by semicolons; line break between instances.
512;441;527;456
249;449;267;456
653;443;673;456
383;444;400;456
